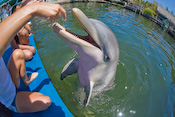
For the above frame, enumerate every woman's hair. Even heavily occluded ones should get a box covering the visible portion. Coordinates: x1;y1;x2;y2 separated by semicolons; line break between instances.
12;3;22;13
12;5;16;13
14;35;19;44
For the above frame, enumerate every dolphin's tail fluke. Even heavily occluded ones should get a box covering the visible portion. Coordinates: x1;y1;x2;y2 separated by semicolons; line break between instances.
84;81;94;107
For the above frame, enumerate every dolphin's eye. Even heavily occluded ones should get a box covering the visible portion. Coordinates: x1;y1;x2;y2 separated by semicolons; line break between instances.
104;55;110;62
106;56;110;60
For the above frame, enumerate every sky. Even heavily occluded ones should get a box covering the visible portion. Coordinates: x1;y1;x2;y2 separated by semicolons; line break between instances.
147;0;175;15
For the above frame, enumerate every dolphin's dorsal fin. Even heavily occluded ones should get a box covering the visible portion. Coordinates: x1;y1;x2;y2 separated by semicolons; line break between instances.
60;58;79;80
84;81;94;107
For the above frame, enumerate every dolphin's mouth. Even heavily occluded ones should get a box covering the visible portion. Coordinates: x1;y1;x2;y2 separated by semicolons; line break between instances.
52;8;100;49
54;23;99;48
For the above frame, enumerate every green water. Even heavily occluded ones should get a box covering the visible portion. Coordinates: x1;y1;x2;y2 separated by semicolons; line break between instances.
31;2;175;117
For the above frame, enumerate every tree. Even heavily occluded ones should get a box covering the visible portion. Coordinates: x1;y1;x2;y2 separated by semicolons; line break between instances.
171;10;174;16
166;7;169;12
144;1;149;8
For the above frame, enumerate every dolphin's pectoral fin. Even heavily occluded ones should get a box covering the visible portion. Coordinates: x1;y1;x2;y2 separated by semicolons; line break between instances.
84;81;94;107
60;58;79;80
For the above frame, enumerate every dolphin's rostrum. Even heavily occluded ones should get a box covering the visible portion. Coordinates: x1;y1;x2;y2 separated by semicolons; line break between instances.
52;8;119;107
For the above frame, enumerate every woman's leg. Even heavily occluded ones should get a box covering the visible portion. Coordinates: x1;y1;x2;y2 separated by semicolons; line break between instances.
16;91;51;113
7;49;38;89
22;49;33;60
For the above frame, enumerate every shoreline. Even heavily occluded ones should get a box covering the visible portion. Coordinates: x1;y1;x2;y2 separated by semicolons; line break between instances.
58;0;175;38
0;0;175;38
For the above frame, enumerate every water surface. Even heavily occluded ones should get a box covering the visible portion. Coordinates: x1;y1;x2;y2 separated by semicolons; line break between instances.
31;2;175;117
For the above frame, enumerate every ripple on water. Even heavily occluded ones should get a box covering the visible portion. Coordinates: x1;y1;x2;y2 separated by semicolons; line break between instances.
32;2;175;117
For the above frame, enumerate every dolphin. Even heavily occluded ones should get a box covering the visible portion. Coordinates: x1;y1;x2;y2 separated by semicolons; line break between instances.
52;8;119;107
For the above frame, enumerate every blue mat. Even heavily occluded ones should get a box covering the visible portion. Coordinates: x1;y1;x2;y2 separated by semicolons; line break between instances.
2;35;73;117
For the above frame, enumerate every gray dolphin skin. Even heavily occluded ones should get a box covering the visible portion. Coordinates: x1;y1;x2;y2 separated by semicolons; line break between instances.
52;8;119;107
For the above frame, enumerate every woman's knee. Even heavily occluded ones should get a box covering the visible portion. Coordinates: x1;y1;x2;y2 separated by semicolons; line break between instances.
42;96;51;109
12;49;25;59
23;50;33;60
16;92;51;113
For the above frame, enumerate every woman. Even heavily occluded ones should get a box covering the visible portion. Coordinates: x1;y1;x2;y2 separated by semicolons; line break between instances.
11;26;36;60
0;2;66;113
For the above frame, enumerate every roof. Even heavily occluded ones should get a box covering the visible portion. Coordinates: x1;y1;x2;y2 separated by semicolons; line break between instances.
157;5;175;25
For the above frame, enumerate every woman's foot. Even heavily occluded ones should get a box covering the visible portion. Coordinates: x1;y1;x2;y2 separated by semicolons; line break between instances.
24;72;38;86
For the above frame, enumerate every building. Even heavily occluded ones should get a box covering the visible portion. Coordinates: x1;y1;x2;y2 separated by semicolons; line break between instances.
156;5;175;37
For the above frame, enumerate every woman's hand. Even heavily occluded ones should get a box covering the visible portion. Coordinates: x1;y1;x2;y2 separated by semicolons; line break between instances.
0;3;66;57
31;3;66;22
28;46;36;54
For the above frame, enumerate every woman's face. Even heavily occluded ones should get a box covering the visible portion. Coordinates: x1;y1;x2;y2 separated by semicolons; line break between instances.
17;27;30;45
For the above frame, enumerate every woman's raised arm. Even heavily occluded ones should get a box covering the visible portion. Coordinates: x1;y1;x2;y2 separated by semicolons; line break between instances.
0;3;66;57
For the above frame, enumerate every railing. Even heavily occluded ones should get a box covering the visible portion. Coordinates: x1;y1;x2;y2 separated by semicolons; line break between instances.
0;0;20;22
